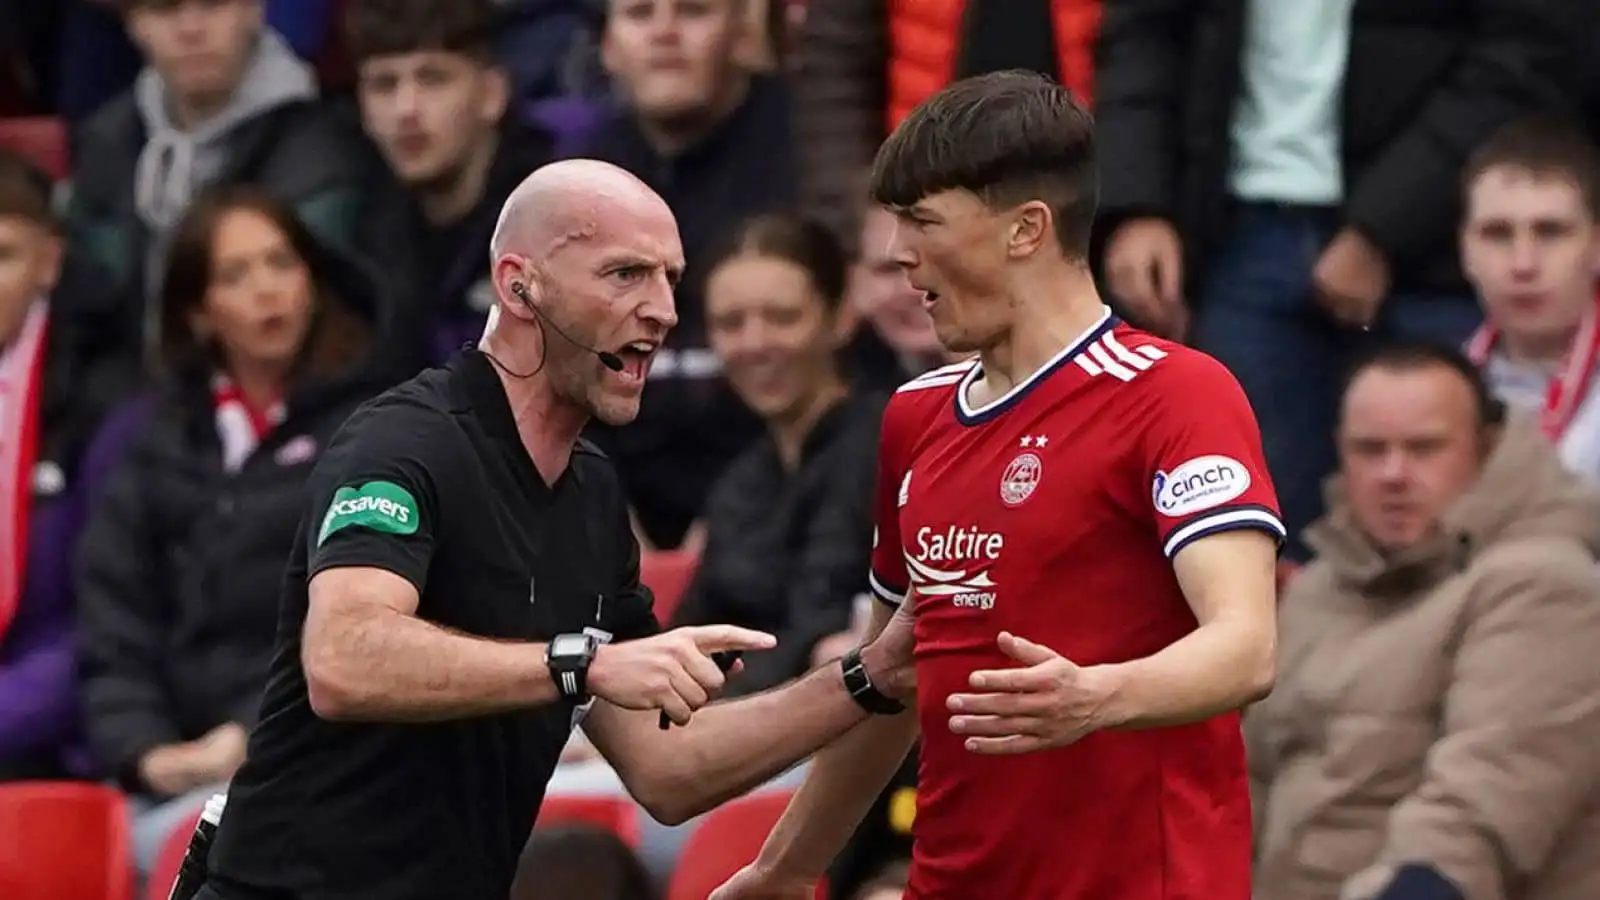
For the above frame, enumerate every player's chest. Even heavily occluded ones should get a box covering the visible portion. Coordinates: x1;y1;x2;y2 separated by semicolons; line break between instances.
896;417;1139;617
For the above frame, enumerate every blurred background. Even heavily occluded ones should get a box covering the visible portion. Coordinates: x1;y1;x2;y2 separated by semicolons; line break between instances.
2;1;1600;898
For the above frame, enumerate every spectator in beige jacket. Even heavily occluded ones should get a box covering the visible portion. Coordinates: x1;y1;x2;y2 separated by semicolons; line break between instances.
1247;341;1600;900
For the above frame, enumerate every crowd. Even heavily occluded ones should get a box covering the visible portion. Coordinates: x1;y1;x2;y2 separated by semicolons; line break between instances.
2;0;1600;898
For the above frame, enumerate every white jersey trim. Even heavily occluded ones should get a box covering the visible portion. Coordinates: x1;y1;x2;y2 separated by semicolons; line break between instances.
1073;330;1168;381
1163;508;1287;558
869;570;906;606
896;359;979;394
955;305;1112;417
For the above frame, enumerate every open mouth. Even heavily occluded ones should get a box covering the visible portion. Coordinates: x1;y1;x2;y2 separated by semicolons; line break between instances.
612;340;658;381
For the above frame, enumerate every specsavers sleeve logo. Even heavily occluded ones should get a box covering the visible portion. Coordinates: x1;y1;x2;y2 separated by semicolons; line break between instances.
317;480;420;546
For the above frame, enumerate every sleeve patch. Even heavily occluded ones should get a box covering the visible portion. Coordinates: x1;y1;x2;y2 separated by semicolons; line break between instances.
1152;455;1252;518
318;480;421;546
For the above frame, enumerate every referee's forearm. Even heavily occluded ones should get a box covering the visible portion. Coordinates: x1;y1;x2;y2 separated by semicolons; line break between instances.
304;608;560;722
645;663;872;823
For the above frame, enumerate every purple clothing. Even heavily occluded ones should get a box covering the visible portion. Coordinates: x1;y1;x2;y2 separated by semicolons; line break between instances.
0;491;80;767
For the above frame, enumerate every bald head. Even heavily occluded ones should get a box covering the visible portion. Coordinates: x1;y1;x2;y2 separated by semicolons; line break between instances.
490;159;671;262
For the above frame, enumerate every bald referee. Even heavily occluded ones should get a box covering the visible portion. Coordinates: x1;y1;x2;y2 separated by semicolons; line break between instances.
193;161;913;900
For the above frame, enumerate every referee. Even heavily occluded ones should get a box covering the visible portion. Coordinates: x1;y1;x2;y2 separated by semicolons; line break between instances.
196;160;913;900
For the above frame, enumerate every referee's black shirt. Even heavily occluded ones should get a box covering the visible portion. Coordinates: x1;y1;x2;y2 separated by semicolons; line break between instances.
206;350;659;900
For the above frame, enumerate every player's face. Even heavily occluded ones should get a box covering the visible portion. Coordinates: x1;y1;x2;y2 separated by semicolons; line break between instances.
194;208;316;379
1462;166;1599;352
852;206;943;359
128;0;261;110
357;51;508;188
706;253;844;422
536;204;683;426
1337;366;1486;551
603;0;743;124
885;190;1014;355
0;216;61;348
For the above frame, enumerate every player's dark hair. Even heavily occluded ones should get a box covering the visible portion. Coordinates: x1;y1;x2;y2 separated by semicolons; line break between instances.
1462;116;1600;219
344;0;498;65
0;149;56;229
1341;341;1506;429
157;184;371;384
707;213;850;311
869;69;1098;260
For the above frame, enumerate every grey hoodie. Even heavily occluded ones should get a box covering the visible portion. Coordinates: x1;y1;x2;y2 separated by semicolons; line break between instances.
133;28;316;305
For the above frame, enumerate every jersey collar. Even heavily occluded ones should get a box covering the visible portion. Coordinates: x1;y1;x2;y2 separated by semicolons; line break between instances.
954;306;1115;426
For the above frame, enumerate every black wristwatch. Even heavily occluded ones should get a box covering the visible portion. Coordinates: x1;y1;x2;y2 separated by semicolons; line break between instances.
841;646;904;715
546;632;599;703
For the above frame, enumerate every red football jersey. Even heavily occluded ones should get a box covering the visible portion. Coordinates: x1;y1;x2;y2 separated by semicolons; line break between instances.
869;311;1283;899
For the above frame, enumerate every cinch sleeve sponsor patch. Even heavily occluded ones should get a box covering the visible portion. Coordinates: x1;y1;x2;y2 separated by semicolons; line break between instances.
1151;455;1252;518
318;480;421;546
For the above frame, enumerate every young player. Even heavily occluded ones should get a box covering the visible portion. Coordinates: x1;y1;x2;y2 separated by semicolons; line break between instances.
713;70;1284;899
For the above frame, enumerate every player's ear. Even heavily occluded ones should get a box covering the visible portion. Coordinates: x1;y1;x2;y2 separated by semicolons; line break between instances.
1006;201;1052;260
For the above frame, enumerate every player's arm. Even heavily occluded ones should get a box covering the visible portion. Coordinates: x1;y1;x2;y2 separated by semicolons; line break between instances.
300;405;561;722
1096;528;1278;728
740;599;919;885
581;608;911;826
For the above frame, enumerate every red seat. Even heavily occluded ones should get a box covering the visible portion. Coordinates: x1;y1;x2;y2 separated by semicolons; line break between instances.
0;781;133;900
536;795;641;846
667;791;826;900
145;810;202;900
0;117;68;180
641;548;700;623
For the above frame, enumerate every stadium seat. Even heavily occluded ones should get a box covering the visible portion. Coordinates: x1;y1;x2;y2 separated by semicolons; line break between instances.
0;781;133;900
536;795;641;846
667;791;826;900
0;117;69;179
145;810;202;900
641;548;699;623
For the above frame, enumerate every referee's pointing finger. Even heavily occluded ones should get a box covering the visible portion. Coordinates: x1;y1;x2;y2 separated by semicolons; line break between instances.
682;625;778;654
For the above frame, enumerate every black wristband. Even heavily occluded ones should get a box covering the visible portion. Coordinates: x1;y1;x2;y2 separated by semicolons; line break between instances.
841;646;905;715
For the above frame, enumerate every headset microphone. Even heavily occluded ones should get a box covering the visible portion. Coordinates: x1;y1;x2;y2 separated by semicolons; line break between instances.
510;283;626;373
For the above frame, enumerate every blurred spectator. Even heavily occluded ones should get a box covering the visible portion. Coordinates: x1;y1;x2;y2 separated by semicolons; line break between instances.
74;186;388;876
348;0;555;365
827;756;916;900
846;204;970;389
580;0;794;550
1458;117;1600;483
0;152;82;781
792;0;1100;248
1247;342;1600;900
1094;0;1582;559
849;859;910;900
493;0;609;108
508;824;656;900
55;0;340;122
67;0;375;375
669;214;881;695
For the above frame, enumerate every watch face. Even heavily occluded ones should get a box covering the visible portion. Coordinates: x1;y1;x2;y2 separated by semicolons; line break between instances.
550;634;591;659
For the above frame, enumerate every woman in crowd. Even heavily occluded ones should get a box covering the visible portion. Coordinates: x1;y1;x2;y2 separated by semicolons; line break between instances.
848;204;969;386
669;213;883;695
74;184;390;877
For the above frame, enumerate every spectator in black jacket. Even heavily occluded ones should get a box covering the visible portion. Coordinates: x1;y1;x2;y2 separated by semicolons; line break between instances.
347;0;555;365
74;185;389;879
67;0;376;378
669;214;880;695
1093;0;1584;557
580;0;796;552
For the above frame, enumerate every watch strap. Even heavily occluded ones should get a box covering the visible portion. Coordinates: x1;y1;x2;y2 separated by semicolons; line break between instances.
547;633;596;701
841;646;904;715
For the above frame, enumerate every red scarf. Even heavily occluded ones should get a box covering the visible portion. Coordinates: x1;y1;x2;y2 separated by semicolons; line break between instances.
1466;289;1600;440
0;302;49;642
211;375;284;472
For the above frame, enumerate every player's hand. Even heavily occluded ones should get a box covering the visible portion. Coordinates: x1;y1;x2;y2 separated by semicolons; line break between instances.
1104;218;1188;340
945;631;1117;755
588;626;777;725
860;600;917;700
708;863;817;899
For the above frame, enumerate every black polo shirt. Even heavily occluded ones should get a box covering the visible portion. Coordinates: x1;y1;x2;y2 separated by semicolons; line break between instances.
205;350;658;900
